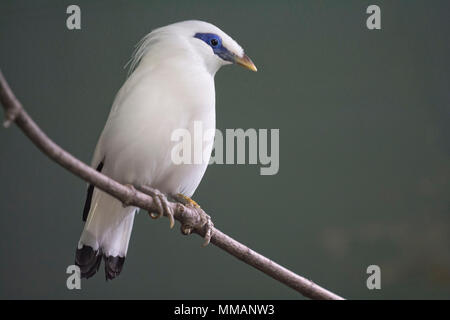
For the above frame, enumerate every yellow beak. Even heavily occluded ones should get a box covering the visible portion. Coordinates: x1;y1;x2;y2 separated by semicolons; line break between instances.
235;54;257;72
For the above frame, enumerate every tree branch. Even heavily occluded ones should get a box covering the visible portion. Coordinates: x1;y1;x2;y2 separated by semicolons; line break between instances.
0;69;344;300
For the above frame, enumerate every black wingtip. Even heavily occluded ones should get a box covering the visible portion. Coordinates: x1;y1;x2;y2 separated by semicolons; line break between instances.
82;161;104;221
104;255;126;281
75;245;102;279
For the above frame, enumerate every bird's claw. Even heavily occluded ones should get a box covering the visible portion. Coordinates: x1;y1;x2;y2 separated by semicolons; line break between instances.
200;212;214;247
179;208;213;246
173;194;214;246
138;185;175;229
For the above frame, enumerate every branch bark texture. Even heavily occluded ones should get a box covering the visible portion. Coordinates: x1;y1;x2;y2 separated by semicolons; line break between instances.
0;69;344;300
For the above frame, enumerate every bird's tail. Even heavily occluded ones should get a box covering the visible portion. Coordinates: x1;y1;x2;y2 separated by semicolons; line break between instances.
76;188;137;280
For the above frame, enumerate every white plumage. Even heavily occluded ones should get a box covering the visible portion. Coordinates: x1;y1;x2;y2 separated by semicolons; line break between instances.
75;20;256;279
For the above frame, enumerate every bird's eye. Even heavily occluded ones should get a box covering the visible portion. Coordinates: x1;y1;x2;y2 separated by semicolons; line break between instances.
210;38;219;47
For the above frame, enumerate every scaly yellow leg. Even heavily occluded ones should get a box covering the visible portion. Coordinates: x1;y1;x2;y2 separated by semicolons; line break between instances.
174;193;201;208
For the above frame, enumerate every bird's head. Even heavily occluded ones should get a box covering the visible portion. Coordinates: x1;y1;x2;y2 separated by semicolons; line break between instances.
189;21;257;73
128;20;257;76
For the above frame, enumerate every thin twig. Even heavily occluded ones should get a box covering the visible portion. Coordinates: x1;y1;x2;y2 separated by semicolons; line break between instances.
0;69;344;300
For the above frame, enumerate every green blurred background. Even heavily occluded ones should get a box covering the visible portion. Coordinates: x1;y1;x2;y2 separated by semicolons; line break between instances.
0;0;449;299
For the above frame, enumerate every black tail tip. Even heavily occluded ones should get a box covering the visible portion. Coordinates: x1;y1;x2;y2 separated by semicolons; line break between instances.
75;245;125;281
104;255;125;281
75;245;102;279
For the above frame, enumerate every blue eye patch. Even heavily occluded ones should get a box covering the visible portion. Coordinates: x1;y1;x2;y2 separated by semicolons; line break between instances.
194;33;234;62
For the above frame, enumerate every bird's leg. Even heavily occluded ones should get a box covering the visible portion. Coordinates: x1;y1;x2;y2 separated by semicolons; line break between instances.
173;193;201;208
171;193;214;246
137;185;175;229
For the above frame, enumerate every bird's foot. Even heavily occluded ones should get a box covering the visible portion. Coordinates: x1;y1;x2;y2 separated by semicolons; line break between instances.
172;193;214;246
137;185;175;229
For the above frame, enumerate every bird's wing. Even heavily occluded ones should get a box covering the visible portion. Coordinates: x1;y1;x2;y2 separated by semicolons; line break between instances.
96;65;215;189
82;161;104;221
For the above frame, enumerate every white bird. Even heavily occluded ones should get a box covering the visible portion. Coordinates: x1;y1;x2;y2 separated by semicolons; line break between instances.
75;20;257;280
